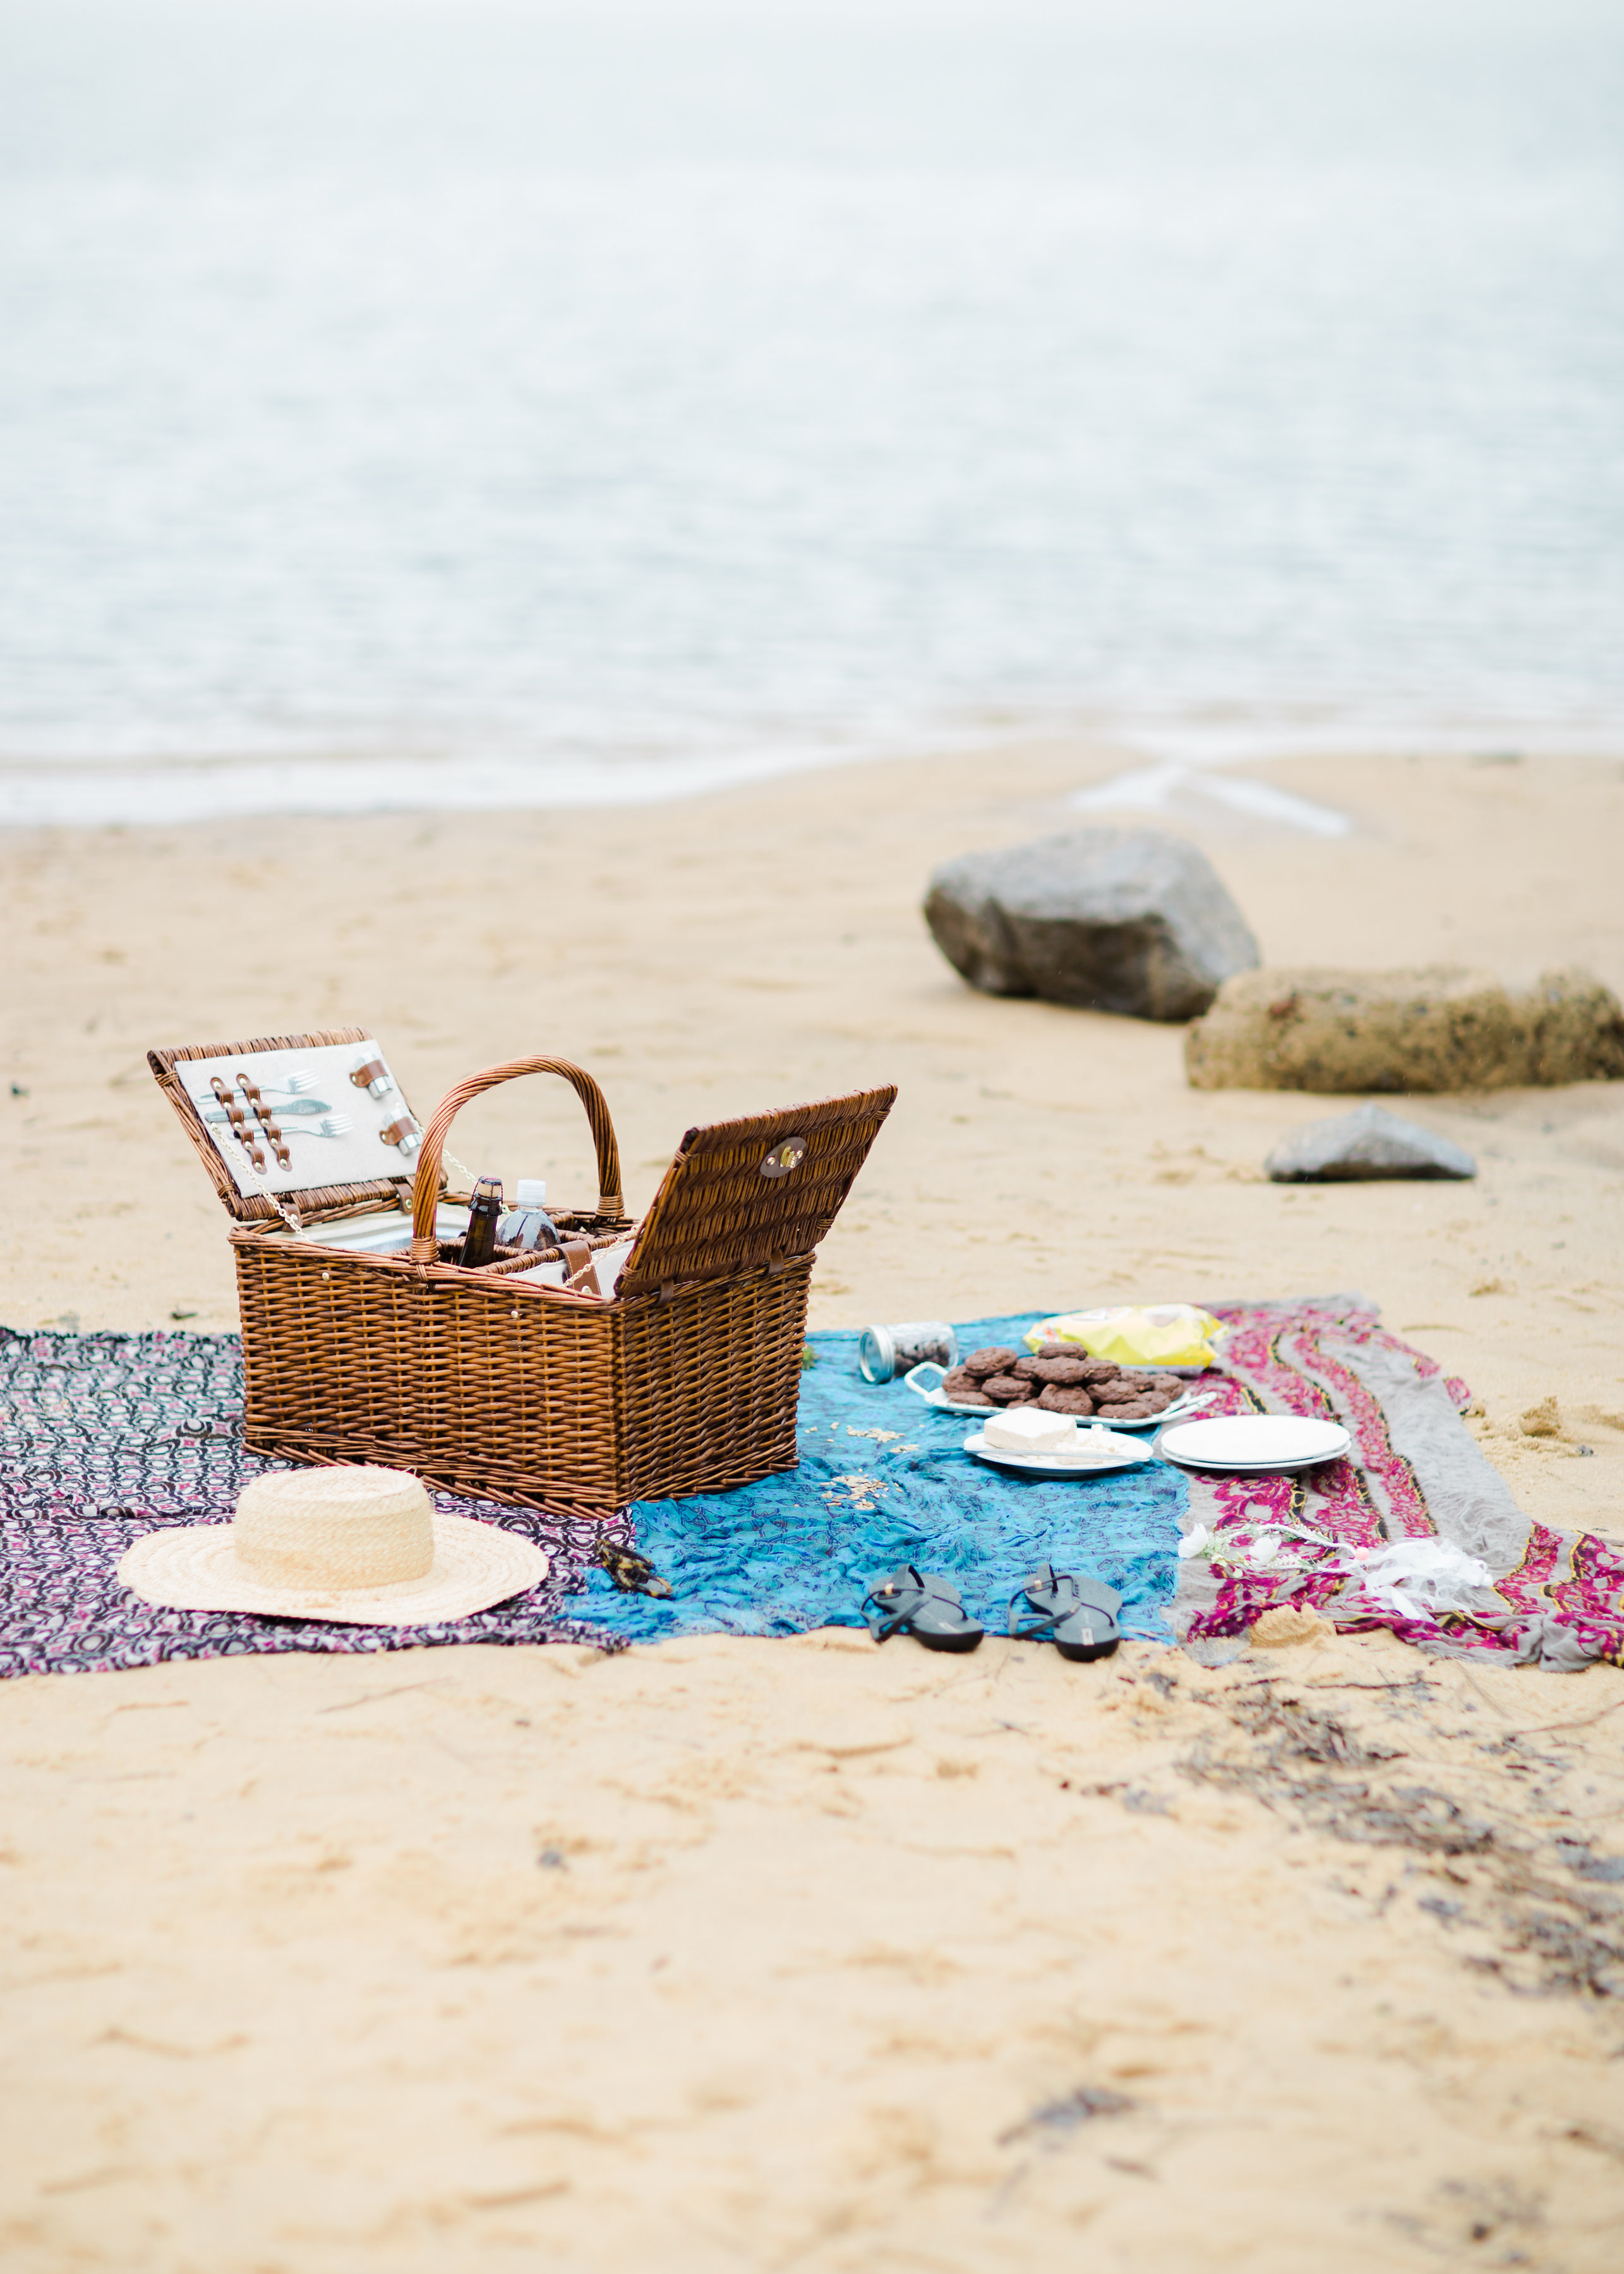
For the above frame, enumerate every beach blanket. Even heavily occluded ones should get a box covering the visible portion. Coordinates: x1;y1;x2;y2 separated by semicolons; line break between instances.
1172;1296;1624;1673
576;1314;1185;1645
0;1328;610;1677
1;1306;1619;1677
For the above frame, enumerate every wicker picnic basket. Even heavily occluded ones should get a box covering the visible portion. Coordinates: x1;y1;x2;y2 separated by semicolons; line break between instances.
150;1027;894;1516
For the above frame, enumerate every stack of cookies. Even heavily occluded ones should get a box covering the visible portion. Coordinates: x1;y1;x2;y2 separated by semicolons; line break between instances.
940;1344;1185;1421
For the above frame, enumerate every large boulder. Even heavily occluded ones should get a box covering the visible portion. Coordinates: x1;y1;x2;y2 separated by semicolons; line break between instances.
1186;965;1624;1093
922;828;1259;1022
1264;1104;1477;1182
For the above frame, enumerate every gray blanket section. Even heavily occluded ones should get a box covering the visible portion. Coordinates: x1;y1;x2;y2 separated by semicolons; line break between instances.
1347;1336;1524;1560
1174;1297;1594;1671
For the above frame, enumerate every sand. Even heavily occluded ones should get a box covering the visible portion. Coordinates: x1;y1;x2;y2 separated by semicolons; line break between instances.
3;741;1624;2266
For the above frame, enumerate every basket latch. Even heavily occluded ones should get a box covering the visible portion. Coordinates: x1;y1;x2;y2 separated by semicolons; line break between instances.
759;1133;809;1179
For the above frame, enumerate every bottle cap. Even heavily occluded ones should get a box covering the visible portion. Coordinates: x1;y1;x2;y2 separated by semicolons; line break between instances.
515;1178;548;1206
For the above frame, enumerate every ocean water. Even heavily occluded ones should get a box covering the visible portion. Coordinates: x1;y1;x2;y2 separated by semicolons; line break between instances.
1;0;1621;823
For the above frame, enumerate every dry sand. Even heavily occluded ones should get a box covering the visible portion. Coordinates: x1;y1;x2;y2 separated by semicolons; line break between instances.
3;741;1624;2267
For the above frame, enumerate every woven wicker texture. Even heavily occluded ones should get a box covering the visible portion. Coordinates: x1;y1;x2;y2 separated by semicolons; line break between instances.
618;1087;896;1297
159;1043;896;1515
409;1056;625;1256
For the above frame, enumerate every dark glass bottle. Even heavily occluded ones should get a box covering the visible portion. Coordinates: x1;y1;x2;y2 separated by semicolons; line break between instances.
459;1176;503;1269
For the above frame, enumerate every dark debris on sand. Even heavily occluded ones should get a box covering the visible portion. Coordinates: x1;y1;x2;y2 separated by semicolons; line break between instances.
1177;1675;1624;2002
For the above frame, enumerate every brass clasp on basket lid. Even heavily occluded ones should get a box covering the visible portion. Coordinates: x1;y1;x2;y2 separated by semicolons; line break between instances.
758;1134;809;1178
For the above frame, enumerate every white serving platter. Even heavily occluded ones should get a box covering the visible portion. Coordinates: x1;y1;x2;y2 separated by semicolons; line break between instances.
905;1361;1209;1431
962;1426;1155;1479
1157;1416;1352;1473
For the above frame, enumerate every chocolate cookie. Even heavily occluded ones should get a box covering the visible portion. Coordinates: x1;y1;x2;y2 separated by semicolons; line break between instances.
1029;1356;1090;1386
1077;1359;1121;1385
963;1347;1020;1380
1010;1354;1047;1380
981;1374;1032;1404
941;1366;994;1407
1036;1385;1095;1416
1105;1399;1154;1419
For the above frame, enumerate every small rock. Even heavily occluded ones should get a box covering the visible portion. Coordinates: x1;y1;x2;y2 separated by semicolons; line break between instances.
1249;1605;1335;1649
1186;963;1624;1092
1265;1104;1476;1183
923;827;1258;1022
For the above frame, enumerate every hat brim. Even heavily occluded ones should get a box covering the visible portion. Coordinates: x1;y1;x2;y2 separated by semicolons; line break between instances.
117;1510;550;1627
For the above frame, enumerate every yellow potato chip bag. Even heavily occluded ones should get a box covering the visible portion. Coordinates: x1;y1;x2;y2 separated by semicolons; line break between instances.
1025;1304;1225;1369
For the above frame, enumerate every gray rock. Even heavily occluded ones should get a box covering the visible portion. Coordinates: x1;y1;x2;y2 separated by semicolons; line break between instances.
922;828;1259;1022
1265;1104;1477;1183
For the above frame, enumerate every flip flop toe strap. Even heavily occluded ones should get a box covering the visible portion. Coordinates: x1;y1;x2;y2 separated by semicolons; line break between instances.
864;1568;980;1643
862;1566;922;1640
1009;1569;1122;1647
1007;1564;1078;1641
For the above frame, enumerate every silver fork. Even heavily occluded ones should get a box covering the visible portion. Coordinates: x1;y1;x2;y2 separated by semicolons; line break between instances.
206;1098;333;1122
286;1116;354;1141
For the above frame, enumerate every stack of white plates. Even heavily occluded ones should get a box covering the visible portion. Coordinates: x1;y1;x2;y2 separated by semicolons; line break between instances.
1157;1416;1352;1474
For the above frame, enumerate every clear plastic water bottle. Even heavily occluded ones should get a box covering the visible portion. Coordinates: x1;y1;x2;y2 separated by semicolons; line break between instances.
496;1177;563;1254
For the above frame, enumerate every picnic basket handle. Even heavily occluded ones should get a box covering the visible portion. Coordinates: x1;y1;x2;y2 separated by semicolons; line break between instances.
409;1057;624;1260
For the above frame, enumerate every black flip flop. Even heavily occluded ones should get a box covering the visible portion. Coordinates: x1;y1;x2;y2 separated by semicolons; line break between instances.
862;1566;985;1653
1008;1562;1122;1661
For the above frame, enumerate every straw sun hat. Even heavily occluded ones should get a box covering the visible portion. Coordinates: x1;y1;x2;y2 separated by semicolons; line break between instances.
117;1465;549;1626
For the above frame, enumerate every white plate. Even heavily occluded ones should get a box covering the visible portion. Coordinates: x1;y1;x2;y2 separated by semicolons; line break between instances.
1158;1416;1352;1471
963;1427;1154;1478
904;1362;1208;1429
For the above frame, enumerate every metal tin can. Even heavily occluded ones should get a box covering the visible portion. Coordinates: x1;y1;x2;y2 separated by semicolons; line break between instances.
858;1320;958;1385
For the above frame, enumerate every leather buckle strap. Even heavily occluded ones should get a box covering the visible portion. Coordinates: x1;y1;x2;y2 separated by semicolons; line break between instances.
560;1240;603;1299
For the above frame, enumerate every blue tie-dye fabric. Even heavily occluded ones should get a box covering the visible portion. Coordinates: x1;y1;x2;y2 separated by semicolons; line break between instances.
579;1314;1189;1643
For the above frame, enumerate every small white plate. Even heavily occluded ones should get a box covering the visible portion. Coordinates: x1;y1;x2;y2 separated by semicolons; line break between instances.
1158;1416;1352;1472
963;1426;1154;1478
904;1362;1208;1429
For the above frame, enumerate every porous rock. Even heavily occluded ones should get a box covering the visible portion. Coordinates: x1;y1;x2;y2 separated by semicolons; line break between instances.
1186;964;1624;1093
1264;1104;1476;1183
923;827;1259;1022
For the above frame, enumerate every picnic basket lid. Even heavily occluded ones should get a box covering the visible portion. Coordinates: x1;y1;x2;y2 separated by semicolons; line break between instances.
149;1026;432;1225
615;1086;896;1297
